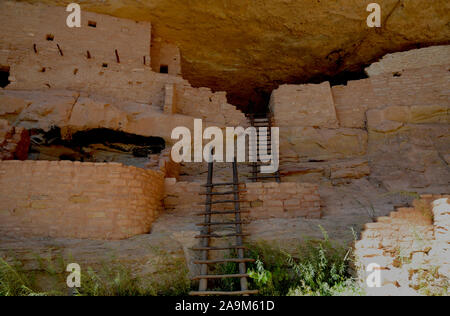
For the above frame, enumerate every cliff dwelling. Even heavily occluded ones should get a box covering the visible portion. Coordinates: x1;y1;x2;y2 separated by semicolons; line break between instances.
0;1;449;297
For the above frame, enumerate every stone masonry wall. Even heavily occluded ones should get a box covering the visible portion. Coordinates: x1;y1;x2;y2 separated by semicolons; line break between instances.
0;160;164;240
430;198;450;280
270;45;449;191
151;40;182;76
164;179;321;219
365;45;450;77
355;195;449;295
164;179;203;215
245;182;321;219
146;148;180;179
0;1;247;128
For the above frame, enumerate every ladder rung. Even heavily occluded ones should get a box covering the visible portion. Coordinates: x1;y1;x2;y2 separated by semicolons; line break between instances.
196;221;250;226
193;258;255;264
248;175;280;179
192;274;249;280
249;141;272;144
190;290;259;296
200;200;248;205
195;210;250;216
195;233;250;238
192;245;247;251
202;182;243;187
199;190;246;196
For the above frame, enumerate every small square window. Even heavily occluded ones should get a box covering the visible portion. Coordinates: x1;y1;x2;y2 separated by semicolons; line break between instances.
159;65;169;74
88;21;97;28
102;63;108;68
46;34;54;41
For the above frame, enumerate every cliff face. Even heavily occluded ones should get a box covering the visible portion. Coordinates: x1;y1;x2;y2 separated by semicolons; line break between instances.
19;0;450;109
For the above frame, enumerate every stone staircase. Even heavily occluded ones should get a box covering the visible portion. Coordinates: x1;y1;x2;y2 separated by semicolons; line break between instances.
355;194;449;295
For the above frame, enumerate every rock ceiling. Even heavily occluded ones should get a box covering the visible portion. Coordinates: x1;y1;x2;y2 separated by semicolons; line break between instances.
20;0;450;110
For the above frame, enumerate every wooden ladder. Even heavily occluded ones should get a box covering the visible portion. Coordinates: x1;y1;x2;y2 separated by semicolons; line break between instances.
248;113;281;183
189;159;258;296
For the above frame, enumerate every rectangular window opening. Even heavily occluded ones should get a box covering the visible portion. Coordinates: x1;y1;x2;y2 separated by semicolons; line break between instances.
0;65;11;88
159;65;169;74
46;34;54;41
88;21;97;28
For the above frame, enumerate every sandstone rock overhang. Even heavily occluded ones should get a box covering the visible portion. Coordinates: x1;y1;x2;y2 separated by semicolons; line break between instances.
21;0;450;110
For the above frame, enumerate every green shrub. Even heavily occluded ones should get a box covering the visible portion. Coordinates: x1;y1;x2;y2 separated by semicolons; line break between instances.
75;264;154;296
247;259;275;295
0;258;40;296
75;259;191;296
1;254;192;296
245;227;362;296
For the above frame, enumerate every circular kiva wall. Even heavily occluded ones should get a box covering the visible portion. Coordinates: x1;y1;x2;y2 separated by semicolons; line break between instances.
0;160;164;240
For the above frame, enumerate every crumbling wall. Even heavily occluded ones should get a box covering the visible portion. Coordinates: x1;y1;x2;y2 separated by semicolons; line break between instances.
355;195;449;295
0;1;151;69
270;82;339;128
0;119;30;160
0;1;247;127
164;178;321;219
174;84;248;126
430;198;450;280
365;45;450;77
146;148;180;179
151;40;182;76
245;182;321;219
0;88;243;146
270;81;369;183
0;1;164;104
164;179;203;215
364;65;450;192
270;46;450;190
0;160;164;240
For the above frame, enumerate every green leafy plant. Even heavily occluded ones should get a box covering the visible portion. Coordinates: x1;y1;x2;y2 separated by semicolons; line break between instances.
247;259;274;295
245;227;362;296
75;264;155;296
1;252;192;296
285;227;353;296
0;258;40;296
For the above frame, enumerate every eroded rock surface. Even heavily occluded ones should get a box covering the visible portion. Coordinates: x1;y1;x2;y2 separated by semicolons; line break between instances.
20;0;450;109
0;118;30;160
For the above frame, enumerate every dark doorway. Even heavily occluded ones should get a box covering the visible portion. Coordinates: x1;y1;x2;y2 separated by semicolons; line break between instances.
159;65;169;74
28;127;166;168
0;65;10;88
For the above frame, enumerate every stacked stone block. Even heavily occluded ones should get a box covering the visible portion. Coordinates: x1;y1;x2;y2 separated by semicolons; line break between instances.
245;182;321;219
355;195;449;295
0;160;164;240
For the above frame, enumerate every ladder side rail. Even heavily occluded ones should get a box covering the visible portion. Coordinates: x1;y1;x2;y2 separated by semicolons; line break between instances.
232;159;249;292
198;160;214;292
